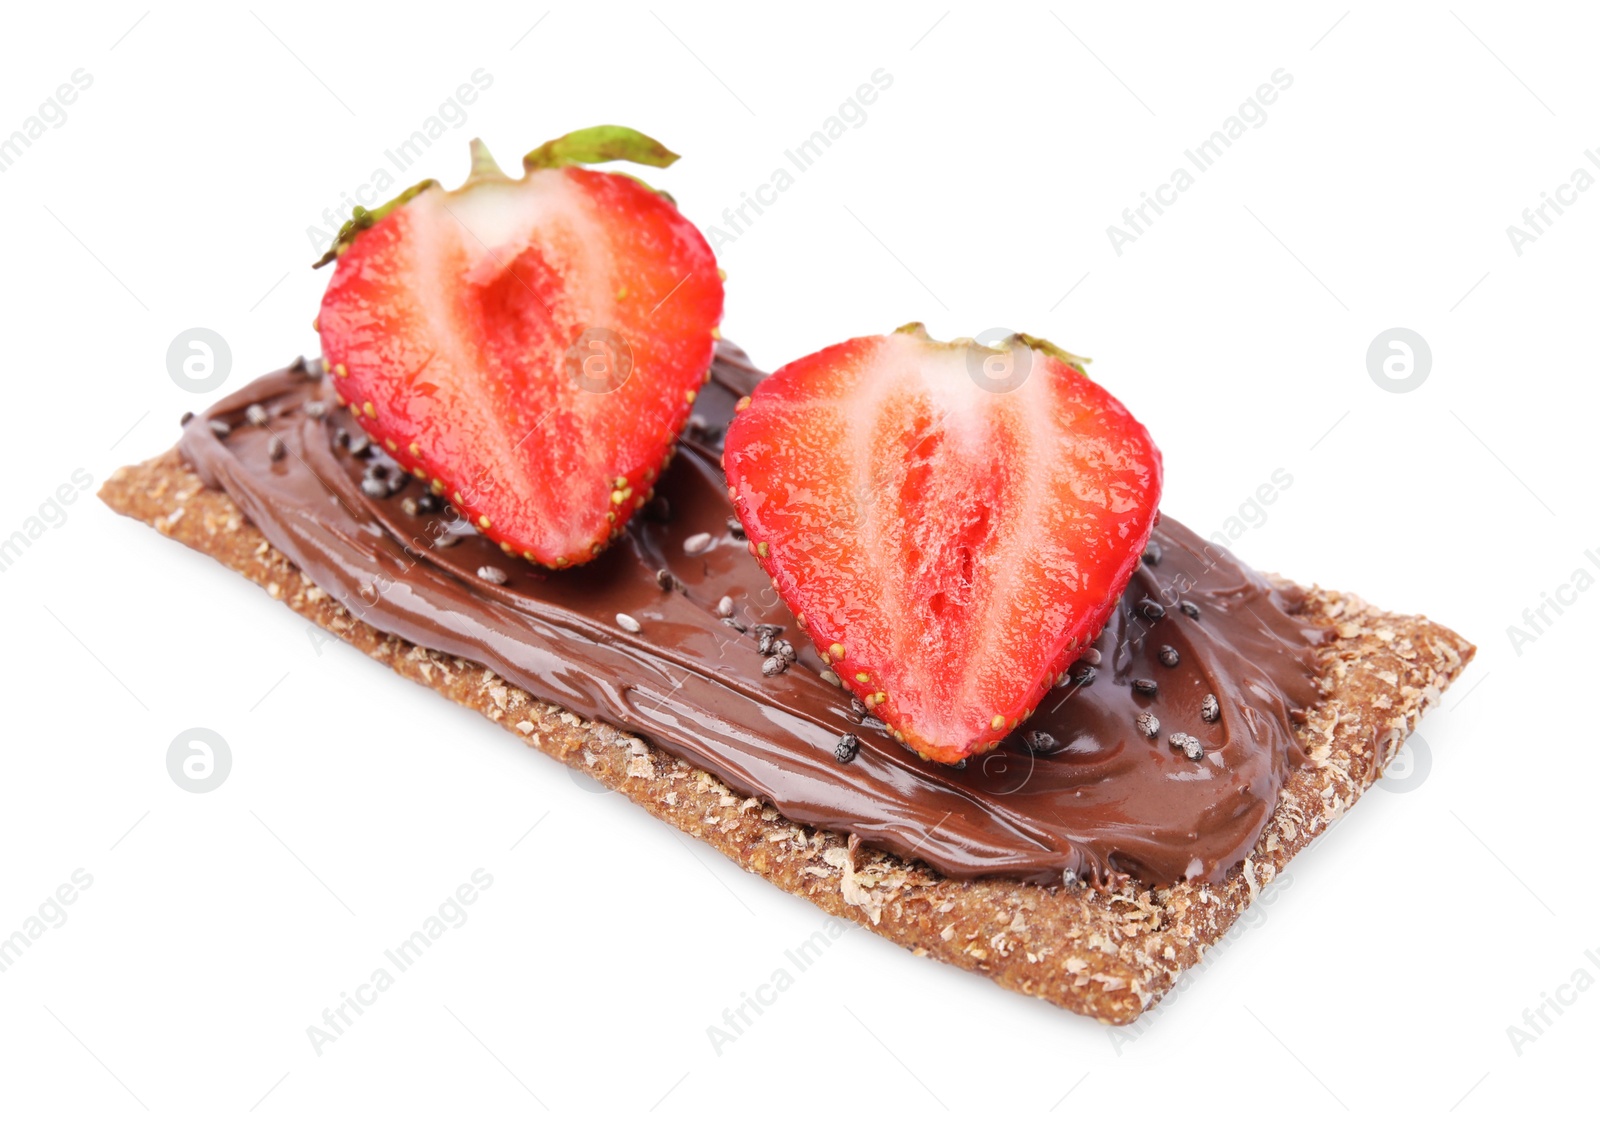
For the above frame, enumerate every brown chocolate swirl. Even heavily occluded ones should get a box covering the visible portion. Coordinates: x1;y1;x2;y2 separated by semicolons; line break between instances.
179;344;1324;886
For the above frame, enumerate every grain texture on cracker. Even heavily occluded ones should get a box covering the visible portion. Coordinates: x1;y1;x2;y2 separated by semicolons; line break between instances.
102;449;1474;1024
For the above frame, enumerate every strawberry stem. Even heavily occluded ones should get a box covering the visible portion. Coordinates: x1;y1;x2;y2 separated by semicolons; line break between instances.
465;137;510;185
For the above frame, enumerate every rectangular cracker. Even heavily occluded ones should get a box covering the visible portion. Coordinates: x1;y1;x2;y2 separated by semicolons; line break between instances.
100;448;1474;1024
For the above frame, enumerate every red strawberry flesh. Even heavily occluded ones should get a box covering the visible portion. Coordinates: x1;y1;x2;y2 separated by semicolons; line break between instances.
318;137;723;567
722;326;1163;764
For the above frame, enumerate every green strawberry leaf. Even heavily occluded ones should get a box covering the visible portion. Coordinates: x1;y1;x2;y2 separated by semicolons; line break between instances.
522;125;680;171
1015;333;1091;374
313;128;681;269
312;178;437;269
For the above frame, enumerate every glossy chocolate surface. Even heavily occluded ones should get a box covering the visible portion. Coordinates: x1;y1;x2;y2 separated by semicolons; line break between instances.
180;345;1324;885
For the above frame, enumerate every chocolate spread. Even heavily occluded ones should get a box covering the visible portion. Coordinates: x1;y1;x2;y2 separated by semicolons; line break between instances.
179;344;1325;887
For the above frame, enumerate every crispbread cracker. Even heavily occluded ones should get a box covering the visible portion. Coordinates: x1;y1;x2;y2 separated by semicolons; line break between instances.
102;448;1475;1023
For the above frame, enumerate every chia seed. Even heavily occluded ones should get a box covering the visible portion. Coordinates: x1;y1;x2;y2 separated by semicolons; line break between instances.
682;532;713;555
1071;665;1097;687
179;411;194;426
1138;598;1165;620
833;734;859;764
1023;730;1060;754
1132;678;1158;695
761;655;788;677
360;463;405;499
433;532;460;548
305;400;329;419
245;403;269;426
209;419;231;438
820;669;842;687
1142;541;1162;566
1136;713;1160;738
849;696;868;718
1157;645;1180;667
1169;732;1204;761
716;595;735;617
1201;693;1220;723
1180;600;1201;619
347;432;371;456
773;639;796;663
615;612;642;633
1079;648;1102;667
726;516;746;540
476;565;508;585
654;568;674;591
721;616;748;633
267;436;286;462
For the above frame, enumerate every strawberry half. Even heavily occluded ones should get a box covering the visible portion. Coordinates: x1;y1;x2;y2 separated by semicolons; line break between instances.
316;127;723;567
722;325;1163;765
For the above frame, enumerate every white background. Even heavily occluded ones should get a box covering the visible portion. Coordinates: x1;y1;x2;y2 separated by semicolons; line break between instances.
1;2;1594;1117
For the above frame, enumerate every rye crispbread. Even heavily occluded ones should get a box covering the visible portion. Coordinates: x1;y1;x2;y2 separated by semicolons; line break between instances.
101;448;1474;1024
